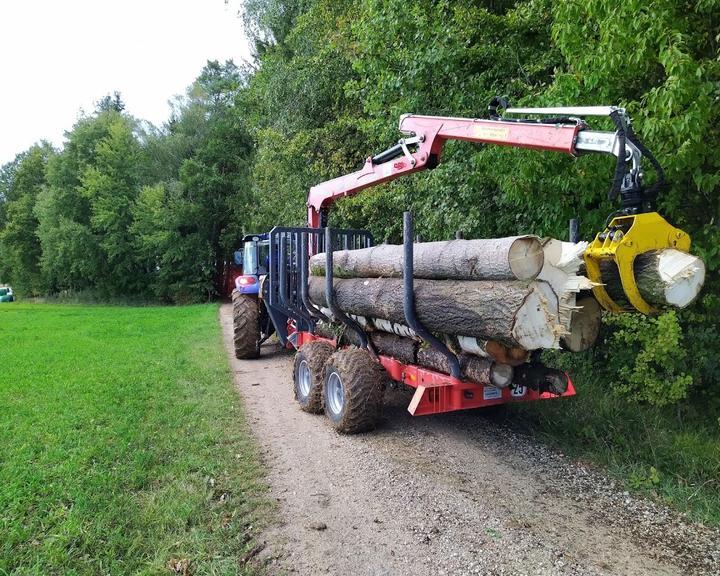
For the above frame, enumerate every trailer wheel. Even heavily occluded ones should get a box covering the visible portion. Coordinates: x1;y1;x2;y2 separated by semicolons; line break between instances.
232;290;260;359
322;347;386;434
293;341;334;413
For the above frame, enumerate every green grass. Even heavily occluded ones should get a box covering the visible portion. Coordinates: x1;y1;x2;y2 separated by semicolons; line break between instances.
509;352;720;527
0;304;269;575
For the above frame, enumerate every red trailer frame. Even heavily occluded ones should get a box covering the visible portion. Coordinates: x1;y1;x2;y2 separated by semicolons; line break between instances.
296;332;575;416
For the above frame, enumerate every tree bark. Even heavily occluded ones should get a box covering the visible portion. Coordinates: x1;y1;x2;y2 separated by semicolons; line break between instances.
599;249;705;310
310;236;544;281
308;276;561;350
317;324;513;387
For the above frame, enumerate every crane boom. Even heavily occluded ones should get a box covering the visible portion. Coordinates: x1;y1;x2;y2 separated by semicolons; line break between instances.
306;109;643;228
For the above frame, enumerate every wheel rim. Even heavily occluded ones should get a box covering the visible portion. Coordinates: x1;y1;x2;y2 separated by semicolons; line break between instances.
326;372;344;416
297;360;311;398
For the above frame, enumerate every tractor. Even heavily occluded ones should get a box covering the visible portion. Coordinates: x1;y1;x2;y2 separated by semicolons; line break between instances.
231;233;275;359
230;103;693;433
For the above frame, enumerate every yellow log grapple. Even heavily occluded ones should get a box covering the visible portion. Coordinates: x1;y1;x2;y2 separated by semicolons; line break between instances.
585;213;691;314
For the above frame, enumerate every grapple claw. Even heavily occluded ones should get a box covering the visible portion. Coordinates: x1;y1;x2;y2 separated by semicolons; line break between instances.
583;212;691;314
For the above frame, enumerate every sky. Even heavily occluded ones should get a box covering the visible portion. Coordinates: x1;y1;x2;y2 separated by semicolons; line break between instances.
0;0;251;165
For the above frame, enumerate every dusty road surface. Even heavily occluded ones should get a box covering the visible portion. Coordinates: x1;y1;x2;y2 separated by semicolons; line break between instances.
220;305;719;576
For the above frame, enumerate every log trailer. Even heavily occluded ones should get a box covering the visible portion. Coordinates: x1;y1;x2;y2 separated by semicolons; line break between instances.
232;102;693;433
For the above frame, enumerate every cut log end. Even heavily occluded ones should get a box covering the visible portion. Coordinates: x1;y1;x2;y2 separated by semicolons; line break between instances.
656;249;706;308
561;295;602;352
508;236;545;281
490;363;514;388
512;281;561;350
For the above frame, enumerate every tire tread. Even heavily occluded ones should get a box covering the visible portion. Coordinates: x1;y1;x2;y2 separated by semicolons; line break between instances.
323;347;385;434
232;290;260;359
293;341;335;413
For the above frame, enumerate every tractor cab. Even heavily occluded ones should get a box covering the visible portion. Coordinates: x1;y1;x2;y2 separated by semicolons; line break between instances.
234;233;270;295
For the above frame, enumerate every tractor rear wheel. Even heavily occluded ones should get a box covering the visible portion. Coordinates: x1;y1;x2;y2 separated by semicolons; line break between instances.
232;290;261;359
293;341;334;413
322;347;386;434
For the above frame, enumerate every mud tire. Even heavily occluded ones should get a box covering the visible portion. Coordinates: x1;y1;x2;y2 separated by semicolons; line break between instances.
322;347;386;434
232;290;261;359
293;341;335;414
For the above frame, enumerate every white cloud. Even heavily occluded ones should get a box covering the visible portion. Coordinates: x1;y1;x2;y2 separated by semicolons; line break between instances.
0;0;251;165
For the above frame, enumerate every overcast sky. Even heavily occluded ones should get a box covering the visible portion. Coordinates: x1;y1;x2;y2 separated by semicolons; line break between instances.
0;0;251;165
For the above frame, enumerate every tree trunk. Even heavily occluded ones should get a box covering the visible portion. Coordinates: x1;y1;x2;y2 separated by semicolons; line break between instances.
308;276;561;350
310;236;544;281
599;249;705;310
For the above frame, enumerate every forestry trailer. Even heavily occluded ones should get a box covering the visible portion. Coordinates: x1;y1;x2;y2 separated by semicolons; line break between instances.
232;102;702;433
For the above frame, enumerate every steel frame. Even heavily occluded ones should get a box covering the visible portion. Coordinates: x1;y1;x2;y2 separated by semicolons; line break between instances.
295;331;575;416
307;114;582;228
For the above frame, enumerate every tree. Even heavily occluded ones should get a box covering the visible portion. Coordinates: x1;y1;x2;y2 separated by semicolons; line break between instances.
96;91;126;113
0;143;55;294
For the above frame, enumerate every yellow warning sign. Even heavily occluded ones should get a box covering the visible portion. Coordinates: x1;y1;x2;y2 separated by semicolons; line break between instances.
473;125;510;141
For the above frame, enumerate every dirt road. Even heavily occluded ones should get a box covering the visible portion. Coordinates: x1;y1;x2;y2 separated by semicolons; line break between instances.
219;305;719;576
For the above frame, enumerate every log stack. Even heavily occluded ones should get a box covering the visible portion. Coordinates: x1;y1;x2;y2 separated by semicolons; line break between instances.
309;235;705;388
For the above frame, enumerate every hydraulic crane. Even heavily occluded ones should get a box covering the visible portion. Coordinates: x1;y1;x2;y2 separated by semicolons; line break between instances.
306;101;690;314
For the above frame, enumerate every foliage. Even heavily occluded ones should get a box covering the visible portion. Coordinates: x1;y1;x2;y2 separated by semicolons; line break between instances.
0;303;269;574
238;0;719;420
0;0;718;527
0;1;718;405
0;143;55;295
0;60;252;302
238;0;720;521
600;311;693;406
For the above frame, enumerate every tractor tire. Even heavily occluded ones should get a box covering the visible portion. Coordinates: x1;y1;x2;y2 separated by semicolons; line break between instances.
322;347;386;434
232;290;261;359
293;341;335;414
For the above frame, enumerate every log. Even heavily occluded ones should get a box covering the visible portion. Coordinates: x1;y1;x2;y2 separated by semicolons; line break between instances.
310;236;544;281
370;331;418;361
417;347;514;388
513;363;569;395
599;249;705;310
322;325;513;387
560;295;602;352
308;276;562;350
454;335;530;366
325;313;530;365
538;239;594;333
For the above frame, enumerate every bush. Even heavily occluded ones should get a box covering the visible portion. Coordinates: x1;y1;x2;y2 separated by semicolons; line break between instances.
600;311;693;406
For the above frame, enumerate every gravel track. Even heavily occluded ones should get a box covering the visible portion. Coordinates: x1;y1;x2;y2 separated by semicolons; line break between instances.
220;305;719;576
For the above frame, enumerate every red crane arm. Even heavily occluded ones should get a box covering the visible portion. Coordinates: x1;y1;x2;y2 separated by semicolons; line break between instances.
306;114;581;228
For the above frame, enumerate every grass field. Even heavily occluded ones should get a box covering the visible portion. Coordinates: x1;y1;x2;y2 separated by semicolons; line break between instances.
0;304;268;575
